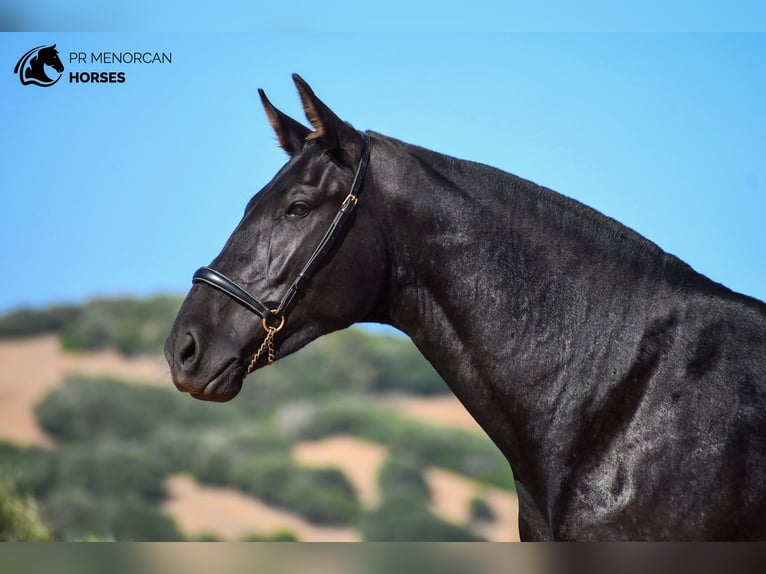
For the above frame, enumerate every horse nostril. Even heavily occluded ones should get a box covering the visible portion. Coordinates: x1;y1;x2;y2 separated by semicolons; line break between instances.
179;332;198;370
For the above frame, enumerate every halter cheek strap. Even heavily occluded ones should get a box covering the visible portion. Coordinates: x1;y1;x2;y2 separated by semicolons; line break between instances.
192;131;371;370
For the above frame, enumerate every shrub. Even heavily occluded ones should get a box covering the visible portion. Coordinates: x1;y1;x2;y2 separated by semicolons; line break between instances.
0;296;182;355
239;530;298;541
280;471;359;525
298;400;514;490
361;453;483;541
188;424;291;486
311;329;448;396
378;455;431;503
191;532;223;542
108;498;183;541
0;441;20;462
59;296;182;356
0;474;53;541
359;494;483;541
40;486;109;540
230;452;293;495
0;444;59;498
147;427;205;476
35;376;233;444
41;488;182;541
469;496;496;522
236;328;448;402
227;453;360;525
35;377;177;442
55;443;166;504
0;305;80;339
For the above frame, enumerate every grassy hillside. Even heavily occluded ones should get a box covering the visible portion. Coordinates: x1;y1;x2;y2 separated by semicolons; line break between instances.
0;297;181;357
0;298;515;541
0;298;449;395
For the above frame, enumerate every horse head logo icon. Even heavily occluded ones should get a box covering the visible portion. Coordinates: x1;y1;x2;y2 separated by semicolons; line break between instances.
14;44;65;87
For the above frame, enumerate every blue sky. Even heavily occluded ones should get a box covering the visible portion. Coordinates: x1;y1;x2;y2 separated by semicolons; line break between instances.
1;32;765;314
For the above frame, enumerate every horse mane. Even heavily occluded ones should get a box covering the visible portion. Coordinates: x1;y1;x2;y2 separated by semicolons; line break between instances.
378;132;725;296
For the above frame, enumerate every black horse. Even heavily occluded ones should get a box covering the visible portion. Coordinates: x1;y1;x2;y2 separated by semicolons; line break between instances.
14;44;64;87
166;75;766;541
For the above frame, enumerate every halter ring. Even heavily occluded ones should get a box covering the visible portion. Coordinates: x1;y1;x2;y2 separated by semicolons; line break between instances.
262;310;285;333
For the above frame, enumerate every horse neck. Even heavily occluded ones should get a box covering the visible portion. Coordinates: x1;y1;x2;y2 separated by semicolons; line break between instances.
366;134;700;494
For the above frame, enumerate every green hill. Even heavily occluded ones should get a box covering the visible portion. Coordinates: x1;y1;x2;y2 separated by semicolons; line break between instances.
0;297;514;541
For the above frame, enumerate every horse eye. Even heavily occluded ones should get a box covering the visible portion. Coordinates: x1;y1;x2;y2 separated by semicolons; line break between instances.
287;201;311;218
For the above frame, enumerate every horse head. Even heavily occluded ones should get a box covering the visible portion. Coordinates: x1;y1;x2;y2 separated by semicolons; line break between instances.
165;75;387;402
38;44;64;73
16;44;64;86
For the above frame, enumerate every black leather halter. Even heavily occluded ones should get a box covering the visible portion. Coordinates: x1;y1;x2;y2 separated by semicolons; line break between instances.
192;132;371;333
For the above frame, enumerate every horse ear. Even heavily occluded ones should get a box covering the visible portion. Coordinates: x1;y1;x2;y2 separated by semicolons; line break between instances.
292;73;360;167
258;88;311;156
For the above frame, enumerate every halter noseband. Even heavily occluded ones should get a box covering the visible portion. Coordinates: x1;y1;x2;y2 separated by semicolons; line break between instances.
191;132;371;371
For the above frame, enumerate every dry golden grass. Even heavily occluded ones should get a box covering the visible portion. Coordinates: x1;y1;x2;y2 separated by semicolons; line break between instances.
163;474;360;541
0;336;168;446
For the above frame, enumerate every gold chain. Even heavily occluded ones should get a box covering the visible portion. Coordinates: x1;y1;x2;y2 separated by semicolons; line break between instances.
244;310;285;379
245;327;277;378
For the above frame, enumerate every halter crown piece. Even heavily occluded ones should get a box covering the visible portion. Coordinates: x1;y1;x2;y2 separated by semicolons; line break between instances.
192;132;371;375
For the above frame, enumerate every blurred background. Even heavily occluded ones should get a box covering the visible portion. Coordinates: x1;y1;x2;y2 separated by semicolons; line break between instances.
1;20;765;542
0;303;516;541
